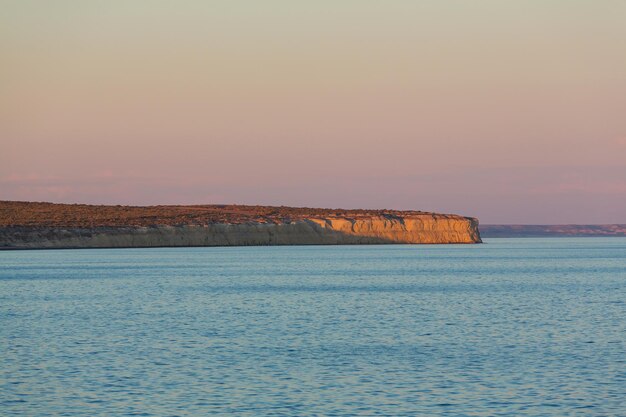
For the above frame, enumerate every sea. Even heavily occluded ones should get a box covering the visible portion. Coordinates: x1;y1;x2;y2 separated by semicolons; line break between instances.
1;238;625;416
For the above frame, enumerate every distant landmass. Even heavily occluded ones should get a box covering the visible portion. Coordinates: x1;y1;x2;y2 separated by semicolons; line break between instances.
0;201;481;249
480;224;626;237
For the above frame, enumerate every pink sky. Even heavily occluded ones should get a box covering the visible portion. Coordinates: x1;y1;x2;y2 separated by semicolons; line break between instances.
2;2;625;224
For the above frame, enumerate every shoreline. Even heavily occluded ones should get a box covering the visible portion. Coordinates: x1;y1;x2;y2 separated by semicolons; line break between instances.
0;201;482;249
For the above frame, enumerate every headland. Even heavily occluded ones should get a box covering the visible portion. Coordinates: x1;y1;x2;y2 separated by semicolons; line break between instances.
0;201;482;249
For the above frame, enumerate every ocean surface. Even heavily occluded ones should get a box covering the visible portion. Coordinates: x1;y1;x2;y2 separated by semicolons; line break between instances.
1;238;625;416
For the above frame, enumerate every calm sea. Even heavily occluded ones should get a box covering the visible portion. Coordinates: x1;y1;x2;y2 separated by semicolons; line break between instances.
1;238;625;416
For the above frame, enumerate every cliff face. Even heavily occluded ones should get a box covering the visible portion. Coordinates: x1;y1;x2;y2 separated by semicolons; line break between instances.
0;215;480;249
0;202;481;249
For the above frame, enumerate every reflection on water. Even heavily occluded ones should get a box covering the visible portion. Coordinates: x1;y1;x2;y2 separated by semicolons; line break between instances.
1;238;625;416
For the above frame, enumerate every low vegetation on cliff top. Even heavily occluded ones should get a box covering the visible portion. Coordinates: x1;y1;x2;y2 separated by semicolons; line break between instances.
0;201;439;228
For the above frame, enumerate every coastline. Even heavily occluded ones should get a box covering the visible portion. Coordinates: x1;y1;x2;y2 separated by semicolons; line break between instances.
0;201;481;249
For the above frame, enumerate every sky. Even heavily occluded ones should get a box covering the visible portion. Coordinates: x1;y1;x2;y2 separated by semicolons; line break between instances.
1;1;625;224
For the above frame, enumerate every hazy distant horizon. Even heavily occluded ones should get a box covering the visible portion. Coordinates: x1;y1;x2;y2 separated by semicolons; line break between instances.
2;1;625;224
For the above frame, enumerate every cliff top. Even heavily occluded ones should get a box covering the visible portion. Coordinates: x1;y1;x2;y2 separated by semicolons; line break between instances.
0;201;469;228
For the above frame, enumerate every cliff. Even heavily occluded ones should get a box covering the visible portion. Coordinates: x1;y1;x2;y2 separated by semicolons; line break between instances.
0;201;481;249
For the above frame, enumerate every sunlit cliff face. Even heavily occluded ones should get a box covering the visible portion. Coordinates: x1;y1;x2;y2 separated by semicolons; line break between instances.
2;2;625;224
0;200;482;248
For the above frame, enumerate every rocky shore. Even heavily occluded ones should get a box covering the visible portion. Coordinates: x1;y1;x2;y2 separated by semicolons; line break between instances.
0;201;481;249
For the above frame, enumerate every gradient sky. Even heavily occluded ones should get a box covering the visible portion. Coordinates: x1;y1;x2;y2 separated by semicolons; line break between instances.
2;1;625;224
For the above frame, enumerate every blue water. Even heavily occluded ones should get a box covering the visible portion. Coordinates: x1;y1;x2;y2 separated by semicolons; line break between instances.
1;238;625;416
